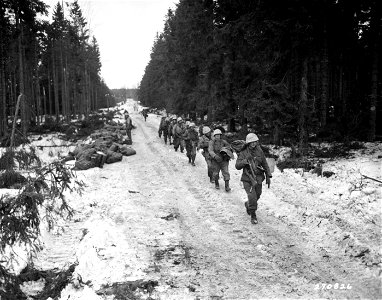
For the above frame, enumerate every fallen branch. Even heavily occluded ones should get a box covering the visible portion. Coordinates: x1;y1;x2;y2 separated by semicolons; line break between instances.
36;144;75;148
361;174;382;184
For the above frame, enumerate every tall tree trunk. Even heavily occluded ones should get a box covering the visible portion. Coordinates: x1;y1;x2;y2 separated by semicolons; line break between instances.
368;0;380;141
224;49;236;132
0;39;6;137
52;50;60;122
298;59;308;155
34;42;41;125
320;23;329;128
43;86;47;119
48;67;53;116
17;11;27;137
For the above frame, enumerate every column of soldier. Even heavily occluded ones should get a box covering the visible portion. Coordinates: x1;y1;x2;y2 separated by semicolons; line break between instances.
157;116;272;225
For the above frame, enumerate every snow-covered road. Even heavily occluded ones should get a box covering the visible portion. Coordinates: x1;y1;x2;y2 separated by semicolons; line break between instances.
26;99;381;299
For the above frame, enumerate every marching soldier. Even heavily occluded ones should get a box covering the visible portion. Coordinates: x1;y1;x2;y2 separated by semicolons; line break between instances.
186;122;198;166
208;129;232;192
198;126;214;182
124;110;133;144
235;133;272;224
173;117;185;152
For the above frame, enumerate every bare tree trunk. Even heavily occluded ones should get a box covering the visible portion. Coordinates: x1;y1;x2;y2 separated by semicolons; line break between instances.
48;62;53;116
10;94;23;148
320;23;329;128
43;86;47;120
34;42;41;126
298;59;308;155
52;51;60;122
17;11;27;137
368;0;380;141
273;123;280;145
0;48;6;137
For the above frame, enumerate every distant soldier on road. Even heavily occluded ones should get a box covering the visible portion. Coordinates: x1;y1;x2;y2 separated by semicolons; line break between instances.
235;133;272;224
173;117;185;152
185;122;198;166
162;117;170;144
198;126;214;182
168;117;176;145
142;109;148;121
124;110;133;144
208;129;232;192
158;116;166;138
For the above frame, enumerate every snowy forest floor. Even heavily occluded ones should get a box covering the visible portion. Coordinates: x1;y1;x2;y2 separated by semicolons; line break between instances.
2;99;381;300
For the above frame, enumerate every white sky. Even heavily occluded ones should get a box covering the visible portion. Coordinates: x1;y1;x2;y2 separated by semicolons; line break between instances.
44;0;178;89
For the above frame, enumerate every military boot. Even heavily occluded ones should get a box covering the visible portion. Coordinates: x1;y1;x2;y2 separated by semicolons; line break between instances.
210;176;215;183
191;155;196;166
188;155;191;163
224;180;231;192
215;178;220;189
251;212;258;224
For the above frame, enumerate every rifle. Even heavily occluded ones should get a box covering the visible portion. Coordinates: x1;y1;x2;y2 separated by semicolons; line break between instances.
246;151;270;189
244;169;257;192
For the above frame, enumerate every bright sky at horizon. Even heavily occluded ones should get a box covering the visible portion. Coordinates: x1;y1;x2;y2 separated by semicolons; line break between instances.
44;0;177;89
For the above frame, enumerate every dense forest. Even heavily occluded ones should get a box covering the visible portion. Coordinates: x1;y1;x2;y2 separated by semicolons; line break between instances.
138;0;381;145
0;0;114;144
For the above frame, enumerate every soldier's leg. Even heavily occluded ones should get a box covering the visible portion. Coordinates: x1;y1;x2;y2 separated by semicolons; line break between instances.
220;161;230;181
174;137;179;151
255;183;263;201
211;160;220;189
164;132;168;144
205;157;214;182
185;141;191;162
220;161;231;191
243;181;258;213
127;130;132;144
191;143;196;165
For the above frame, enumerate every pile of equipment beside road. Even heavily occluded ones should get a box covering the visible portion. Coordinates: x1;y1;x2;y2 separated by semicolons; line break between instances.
62;123;136;170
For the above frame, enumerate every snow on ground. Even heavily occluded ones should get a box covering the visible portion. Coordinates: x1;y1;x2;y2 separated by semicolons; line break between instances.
2;99;381;299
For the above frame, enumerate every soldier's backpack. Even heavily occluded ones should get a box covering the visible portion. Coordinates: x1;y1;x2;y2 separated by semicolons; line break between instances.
230;140;247;154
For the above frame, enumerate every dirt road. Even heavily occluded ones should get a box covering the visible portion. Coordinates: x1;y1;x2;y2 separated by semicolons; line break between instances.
78;104;378;299
34;102;381;299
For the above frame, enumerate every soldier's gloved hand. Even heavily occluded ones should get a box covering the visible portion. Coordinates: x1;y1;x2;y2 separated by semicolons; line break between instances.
266;176;271;188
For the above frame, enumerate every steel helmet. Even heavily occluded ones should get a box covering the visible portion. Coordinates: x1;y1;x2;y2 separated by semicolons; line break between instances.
246;133;259;144
189;122;195;127
213;129;222;136
202;126;211;134
177;117;182;122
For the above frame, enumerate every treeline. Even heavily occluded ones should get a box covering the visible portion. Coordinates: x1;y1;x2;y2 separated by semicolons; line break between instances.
112;88;138;103
138;0;381;146
0;0;114;140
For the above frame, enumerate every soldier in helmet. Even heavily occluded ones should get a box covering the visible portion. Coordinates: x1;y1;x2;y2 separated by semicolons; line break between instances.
198;126;214;182
235;133;272;224
162;117;170;144
185;122;199;165
208;129;232;192
158;116;166;138
173;117;185;152
124;110;133;144
168;117;176;145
